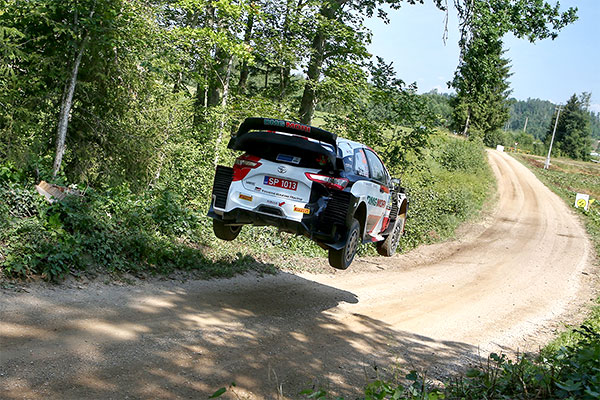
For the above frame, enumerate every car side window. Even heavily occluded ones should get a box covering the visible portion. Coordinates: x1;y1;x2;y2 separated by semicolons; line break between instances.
353;149;370;177
364;149;388;185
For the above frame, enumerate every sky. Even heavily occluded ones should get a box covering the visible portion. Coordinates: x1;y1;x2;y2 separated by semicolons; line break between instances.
364;0;600;113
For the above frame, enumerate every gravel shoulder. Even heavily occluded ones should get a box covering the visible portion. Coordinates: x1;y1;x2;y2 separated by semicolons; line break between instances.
0;150;597;399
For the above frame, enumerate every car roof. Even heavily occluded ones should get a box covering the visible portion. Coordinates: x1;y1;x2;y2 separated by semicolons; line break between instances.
336;137;364;150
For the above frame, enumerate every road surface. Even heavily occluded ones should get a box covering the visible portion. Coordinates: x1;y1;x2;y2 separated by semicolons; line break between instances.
0;150;594;399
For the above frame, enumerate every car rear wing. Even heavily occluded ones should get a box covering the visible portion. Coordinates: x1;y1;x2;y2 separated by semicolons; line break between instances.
228;117;338;149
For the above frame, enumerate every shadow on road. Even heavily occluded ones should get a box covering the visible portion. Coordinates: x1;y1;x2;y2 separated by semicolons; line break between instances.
0;272;483;399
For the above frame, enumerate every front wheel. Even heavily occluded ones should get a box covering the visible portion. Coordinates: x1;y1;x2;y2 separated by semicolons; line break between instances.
328;218;360;270
376;213;405;257
213;219;242;241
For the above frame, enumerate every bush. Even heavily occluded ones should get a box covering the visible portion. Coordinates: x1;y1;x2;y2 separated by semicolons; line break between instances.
396;134;493;251
433;136;487;174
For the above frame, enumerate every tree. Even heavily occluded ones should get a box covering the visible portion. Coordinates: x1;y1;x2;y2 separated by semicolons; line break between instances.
450;0;577;137
298;0;447;125
449;32;512;137
322;57;437;171
546;93;593;160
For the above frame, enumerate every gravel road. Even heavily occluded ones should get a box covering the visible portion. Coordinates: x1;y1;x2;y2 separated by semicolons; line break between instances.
0;150;596;399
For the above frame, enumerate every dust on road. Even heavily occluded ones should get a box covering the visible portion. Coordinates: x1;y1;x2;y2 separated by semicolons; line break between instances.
0;151;596;399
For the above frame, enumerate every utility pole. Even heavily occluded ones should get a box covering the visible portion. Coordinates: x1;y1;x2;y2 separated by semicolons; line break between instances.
523;117;528;132
544;106;561;170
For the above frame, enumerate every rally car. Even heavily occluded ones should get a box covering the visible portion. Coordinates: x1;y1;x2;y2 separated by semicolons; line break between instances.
208;117;408;269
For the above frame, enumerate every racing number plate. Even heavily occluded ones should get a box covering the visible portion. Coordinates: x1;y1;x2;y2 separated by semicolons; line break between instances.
263;176;298;191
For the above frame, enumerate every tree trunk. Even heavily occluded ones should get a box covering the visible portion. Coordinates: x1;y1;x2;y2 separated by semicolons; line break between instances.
462;107;471;136
237;11;255;93
52;36;88;179
280;65;291;98
279;0;298;98
214;56;233;168
298;5;334;125
208;47;231;107
192;5;214;128
298;31;326;125
193;80;207;128
264;66;268;89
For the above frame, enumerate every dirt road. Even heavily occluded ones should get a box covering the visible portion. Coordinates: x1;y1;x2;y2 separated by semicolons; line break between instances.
0;151;595;399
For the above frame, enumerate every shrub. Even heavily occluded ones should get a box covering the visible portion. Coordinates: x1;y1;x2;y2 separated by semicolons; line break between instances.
433;137;487;174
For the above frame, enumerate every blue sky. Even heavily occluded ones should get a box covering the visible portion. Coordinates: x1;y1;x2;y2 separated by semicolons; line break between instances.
364;0;600;113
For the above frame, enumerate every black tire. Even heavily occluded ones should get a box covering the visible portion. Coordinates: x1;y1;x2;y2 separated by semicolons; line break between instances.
213;219;242;241
376;213;406;257
328;218;360;270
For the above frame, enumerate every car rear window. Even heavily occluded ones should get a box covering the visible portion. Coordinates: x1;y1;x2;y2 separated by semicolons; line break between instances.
238;131;336;169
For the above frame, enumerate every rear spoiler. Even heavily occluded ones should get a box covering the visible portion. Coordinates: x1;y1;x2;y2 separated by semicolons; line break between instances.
228;117;338;149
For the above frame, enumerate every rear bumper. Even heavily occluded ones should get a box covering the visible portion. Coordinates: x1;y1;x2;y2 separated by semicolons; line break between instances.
209;205;320;234
208;203;345;248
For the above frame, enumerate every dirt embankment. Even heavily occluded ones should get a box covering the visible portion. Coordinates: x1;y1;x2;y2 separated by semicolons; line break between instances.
0;151;596;399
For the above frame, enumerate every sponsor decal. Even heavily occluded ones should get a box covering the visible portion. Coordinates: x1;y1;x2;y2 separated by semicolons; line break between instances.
264;118;286;128
294;206;310;214
259;187;303;201
276;154;301;164
246;181;256;186
263;118;311;133
239;193;253;201
266;200;286;207
285;121;311;133
367;196;386;208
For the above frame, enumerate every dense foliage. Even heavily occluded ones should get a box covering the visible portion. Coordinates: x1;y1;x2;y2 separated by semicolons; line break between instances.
508;98;558;139
0;132;493;279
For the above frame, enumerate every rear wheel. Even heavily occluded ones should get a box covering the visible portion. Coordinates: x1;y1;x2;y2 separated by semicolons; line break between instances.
213;219;242;241
329;218;360;270
376;213;405;257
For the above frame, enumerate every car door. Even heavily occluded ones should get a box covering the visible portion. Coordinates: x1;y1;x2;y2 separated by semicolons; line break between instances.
363;149;392;236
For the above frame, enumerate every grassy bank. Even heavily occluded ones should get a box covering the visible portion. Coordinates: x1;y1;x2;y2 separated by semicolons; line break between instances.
0;132;493;280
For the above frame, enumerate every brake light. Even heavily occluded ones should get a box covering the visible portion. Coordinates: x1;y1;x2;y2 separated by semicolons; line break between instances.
233;154;262;181
305;173;348;190
235;155;261;168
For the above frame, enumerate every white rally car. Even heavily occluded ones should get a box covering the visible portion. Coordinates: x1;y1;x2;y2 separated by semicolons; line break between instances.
208;117;408;269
